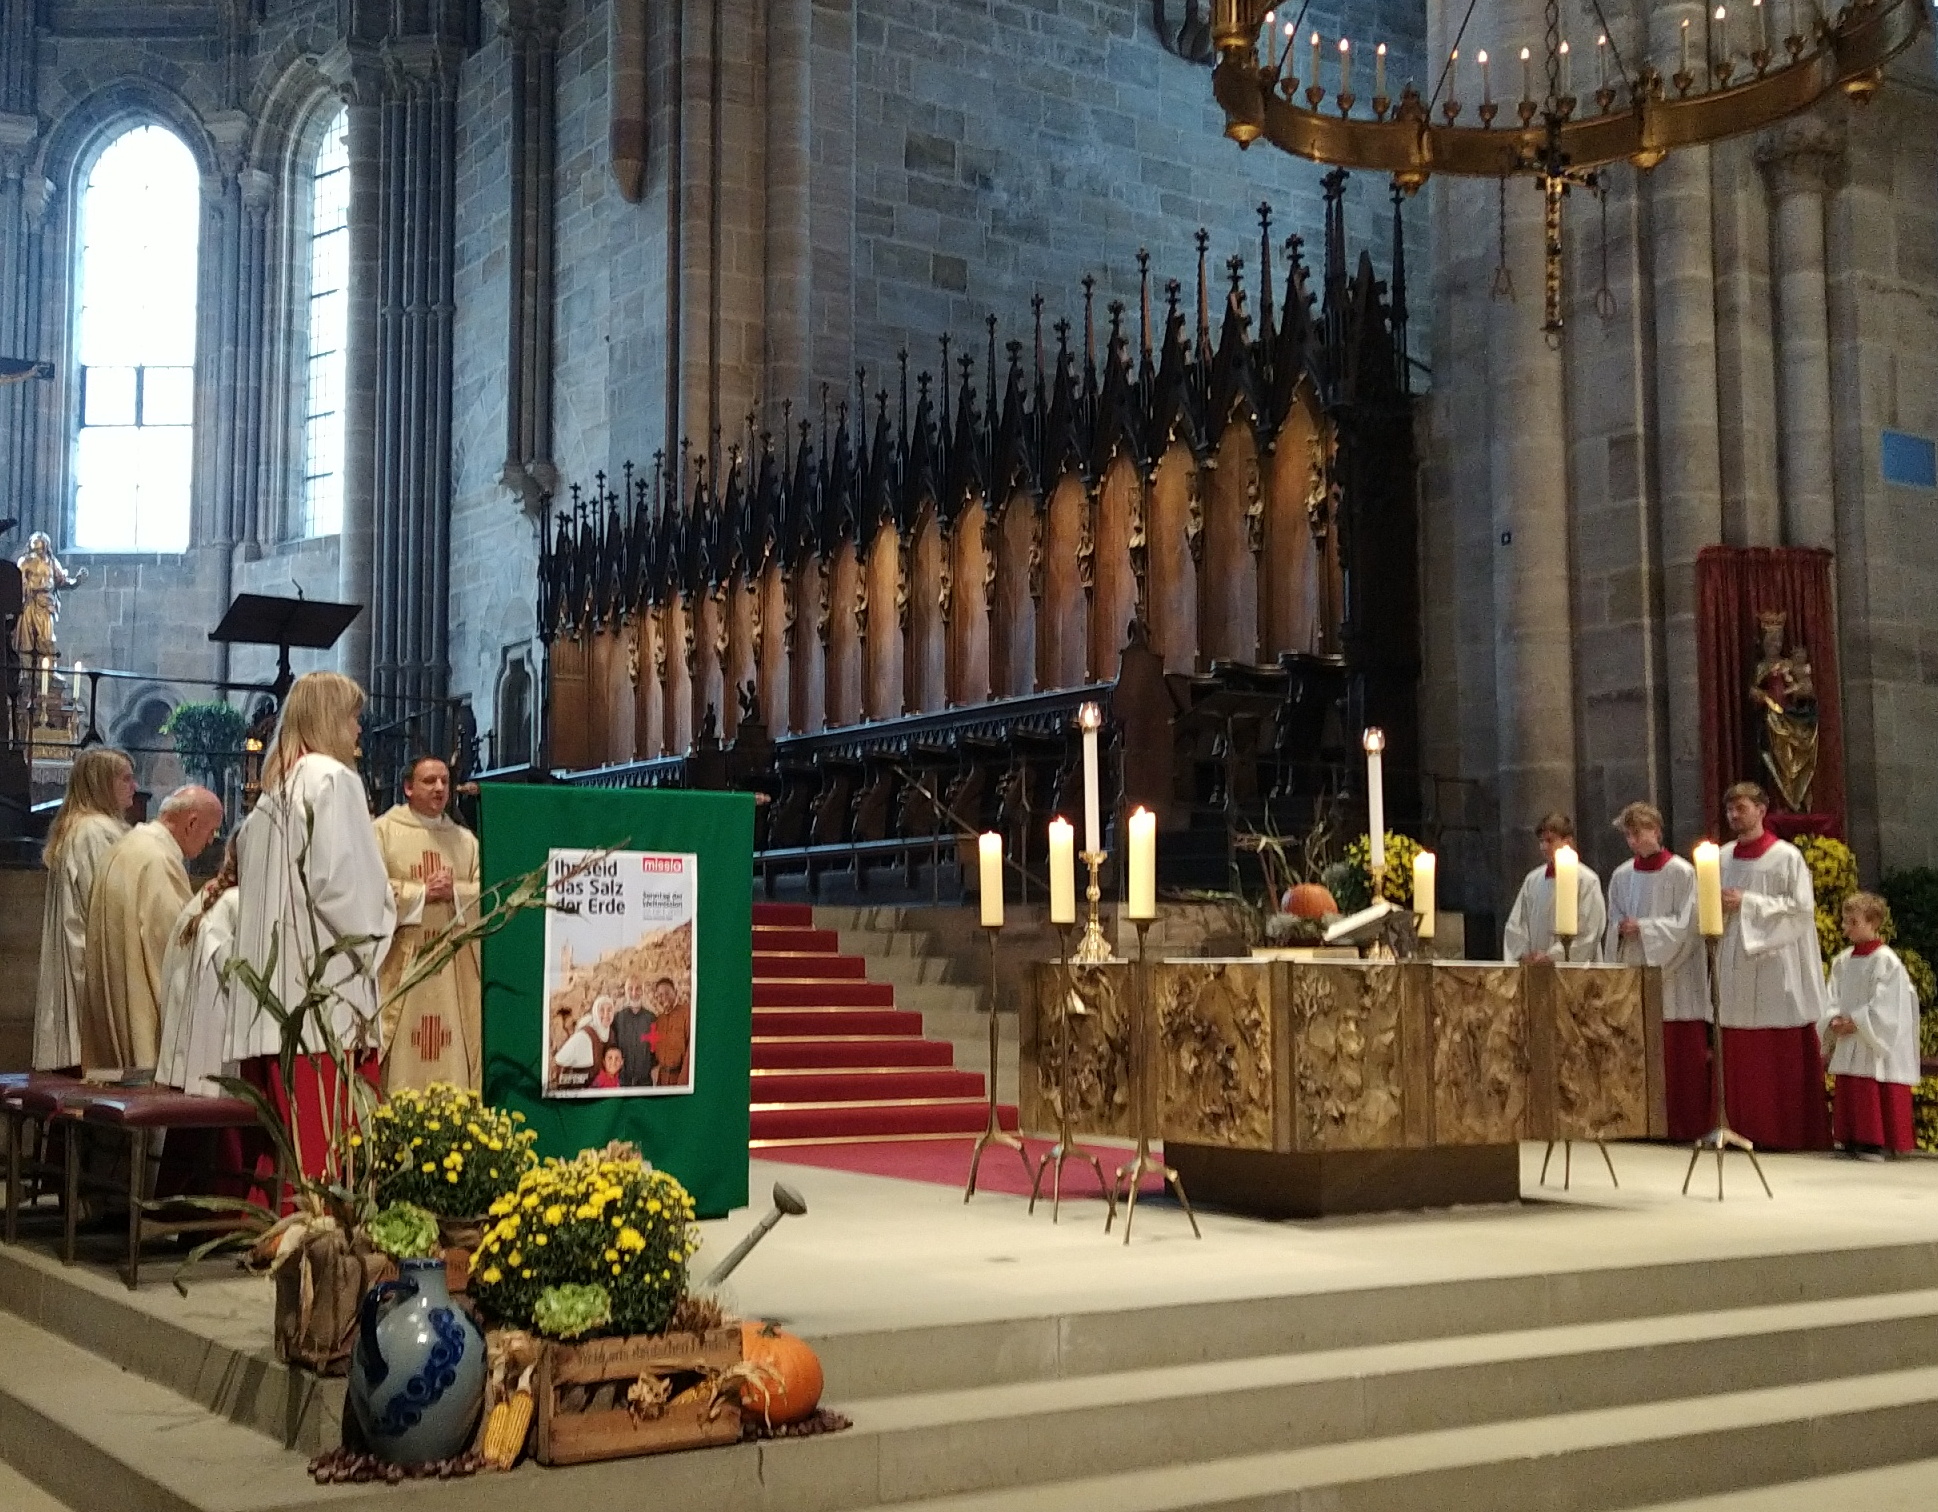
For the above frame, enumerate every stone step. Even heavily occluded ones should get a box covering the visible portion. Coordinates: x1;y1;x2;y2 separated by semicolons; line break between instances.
1620;1459;1938;1510
834;929;940;960
0;1461;73;1512
842;948;973;987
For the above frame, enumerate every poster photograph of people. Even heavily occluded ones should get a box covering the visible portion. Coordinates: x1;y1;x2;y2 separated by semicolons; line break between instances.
542;848;697;1098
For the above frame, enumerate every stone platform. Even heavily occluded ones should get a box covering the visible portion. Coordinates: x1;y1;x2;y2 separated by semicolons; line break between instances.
7;1144;1938;1510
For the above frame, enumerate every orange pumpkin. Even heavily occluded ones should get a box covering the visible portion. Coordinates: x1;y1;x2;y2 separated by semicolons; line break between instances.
740;1321;823;1425
1284;883;1338;920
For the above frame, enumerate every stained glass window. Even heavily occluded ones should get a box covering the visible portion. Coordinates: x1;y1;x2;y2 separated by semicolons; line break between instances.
302;108;349;537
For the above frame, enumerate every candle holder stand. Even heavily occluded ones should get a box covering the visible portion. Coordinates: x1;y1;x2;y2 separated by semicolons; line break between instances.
964;922;1031;1202
1535;932;1620;1190
1028;925;1117;1224
1072;850;1114;964
1106;920;1200;1244
1682;934;1773;1201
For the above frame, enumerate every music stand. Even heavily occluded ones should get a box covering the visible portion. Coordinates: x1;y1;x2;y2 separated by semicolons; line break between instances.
209;593;361;699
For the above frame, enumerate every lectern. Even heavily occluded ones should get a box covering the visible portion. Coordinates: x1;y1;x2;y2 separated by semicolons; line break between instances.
209;593;361;698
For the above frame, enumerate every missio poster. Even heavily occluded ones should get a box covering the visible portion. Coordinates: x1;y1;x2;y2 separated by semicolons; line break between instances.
542;848;698;1098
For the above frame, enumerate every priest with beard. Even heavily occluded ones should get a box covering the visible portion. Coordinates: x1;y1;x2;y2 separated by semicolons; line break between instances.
1603;801;1710;1140
1715;781;1831;1150
373;755;482;1091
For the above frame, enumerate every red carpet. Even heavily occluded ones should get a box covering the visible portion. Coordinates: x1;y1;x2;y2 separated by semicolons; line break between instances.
761;1134;1166;1198
750;902;1021;1145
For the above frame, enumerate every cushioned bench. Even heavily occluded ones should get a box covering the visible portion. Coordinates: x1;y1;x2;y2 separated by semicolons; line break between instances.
2;1072;89;1244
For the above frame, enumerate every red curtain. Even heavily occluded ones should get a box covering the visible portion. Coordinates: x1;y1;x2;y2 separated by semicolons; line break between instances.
1696;546;1845;838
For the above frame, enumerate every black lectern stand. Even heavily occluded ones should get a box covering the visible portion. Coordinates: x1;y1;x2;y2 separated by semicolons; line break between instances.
209;593;362;699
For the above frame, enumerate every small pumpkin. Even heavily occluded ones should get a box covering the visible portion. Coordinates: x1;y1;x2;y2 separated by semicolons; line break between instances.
1283;883;1339;920
739;1320;823;1426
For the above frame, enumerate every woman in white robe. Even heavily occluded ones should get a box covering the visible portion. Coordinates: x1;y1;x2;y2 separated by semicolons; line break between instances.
32;748;135;1070
155;842;240;1097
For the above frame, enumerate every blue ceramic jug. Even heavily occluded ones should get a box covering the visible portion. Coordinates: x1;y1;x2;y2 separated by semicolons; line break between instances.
346;1258;485;1464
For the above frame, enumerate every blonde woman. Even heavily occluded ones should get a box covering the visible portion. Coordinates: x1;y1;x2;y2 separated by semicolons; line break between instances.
229;673;404;1178
32;747;135;1070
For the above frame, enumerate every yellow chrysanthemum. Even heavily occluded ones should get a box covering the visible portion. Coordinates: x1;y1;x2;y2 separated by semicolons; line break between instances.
481;1267;502;1284
543;1204;565;1225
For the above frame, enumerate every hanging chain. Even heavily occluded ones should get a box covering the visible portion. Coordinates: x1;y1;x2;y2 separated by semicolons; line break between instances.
1594;174;1618;322
1543;0;1563;106
1491;178;1515;301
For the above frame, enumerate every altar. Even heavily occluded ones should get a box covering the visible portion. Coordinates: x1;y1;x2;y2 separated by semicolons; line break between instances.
1024;957;1666;1217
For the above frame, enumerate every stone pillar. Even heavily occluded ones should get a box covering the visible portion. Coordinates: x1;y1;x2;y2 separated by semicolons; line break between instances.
763;0;811;416
330;46;383;686
500;0;561;511
0;112;49;540
1646;0;1726;842
1759;116;1842;552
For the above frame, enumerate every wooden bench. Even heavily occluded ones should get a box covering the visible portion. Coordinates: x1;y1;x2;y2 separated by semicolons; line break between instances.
2;1072;87;1244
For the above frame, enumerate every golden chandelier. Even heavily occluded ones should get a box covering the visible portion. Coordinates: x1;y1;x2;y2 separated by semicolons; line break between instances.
1207;0;1928;328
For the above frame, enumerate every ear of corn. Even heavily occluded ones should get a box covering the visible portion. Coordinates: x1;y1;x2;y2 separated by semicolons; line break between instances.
482;1390;534;1469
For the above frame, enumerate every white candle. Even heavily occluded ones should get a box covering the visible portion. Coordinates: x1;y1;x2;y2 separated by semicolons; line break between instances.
1264;9;1276;67
1597;33;1608;88
1694;840;1724;936
1520;45;1532;101
1310;30;1321;87
1414;851;1437;940
1553;844;1580;940
1680;18;1691;73
1339;37;1351;95
1363;728;1386;874
1049;818;1077;925
1715;5;1729;61
1478;49;1491;103
979;831;1004;928
1375;42;1387;97
1754;0;1767;51
1127;807;1157;921
1450;48;1460;101
1560;39;1571;93
1078;702;1103;856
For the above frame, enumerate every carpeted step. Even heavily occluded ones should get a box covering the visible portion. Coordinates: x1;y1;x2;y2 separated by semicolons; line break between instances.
753;978;895;1007
751;1068;988;1103
750;1098;1012;1143
752;952;867;980
751;1036;958;1070
751;901;814;926
750;926;841;953
753;1007;926;1037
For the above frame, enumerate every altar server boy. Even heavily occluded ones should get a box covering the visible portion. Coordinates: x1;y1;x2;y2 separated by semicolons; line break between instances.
1822;892;1921;1157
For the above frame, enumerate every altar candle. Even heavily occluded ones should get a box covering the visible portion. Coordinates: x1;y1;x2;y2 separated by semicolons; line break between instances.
1553;844;1580;939
1414;851;1437;940
1127;807;1157;921
1520;45;1532;101
1363;727;1386;874
1049;818;1077;925
1695;840;1725;936
979;832;1004;928
1339;37;1351;95
1478;49;1492;103
1376;42;1387;97
1078;701;1103;856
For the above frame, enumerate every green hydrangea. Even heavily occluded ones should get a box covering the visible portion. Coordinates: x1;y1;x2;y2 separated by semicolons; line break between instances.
367;1202;440;1261
533;1283;613;1340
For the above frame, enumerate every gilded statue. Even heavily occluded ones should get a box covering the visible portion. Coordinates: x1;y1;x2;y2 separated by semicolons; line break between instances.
1750;609;1818;813
13;531;86;663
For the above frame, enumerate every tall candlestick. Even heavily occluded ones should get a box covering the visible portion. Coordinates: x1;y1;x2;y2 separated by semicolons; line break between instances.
1694;840;1724;937
1127;807;1157;921
1553;844;1580;940
1478;49;1492;103
1362;728;1386;875
1077;701;1103;857
1339;37;1351;95
1520;45;1532;100
1559;39;1572;93
1310;30;1321;88
979;832;1004;928
1049;818;1077;925
1414;851;1437;940
1375;42;1387;97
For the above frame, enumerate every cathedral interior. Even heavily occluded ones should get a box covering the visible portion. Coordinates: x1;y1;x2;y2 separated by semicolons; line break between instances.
0;0;1934;941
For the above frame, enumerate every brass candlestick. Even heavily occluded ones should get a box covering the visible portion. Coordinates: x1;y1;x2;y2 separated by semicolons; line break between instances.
1106;919;1200;1244
1028;925;1117;1225
1071;850;1113;964
964;922;1030;1202
1683;934;1773;1200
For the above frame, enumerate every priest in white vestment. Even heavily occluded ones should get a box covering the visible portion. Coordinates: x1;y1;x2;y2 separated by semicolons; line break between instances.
1716;781;1830;1150
78;785;223;1074
1603;801;1711;1140
1822;892;1920;1155
1503;813;1607;963
373;755;482;1091
155;842;241;1098
32;748;135;1070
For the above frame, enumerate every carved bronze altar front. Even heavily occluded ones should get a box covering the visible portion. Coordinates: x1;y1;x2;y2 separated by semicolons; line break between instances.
1024;957;1664;1215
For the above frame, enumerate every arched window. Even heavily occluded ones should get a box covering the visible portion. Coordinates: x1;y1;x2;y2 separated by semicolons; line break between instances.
71;124;200;553
301;108;349;537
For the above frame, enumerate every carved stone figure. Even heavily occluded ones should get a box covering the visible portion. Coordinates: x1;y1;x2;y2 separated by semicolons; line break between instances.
1750;609;1819;813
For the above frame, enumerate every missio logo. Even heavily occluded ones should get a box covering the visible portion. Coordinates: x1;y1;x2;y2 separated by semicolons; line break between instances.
640;855;686;874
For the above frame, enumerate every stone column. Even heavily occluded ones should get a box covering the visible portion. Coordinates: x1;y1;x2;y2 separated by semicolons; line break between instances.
500;0;562;511
763;0;812;416
1647;0;1726;841
329;46;383;686
1759;116;1841;552
0;113;49;540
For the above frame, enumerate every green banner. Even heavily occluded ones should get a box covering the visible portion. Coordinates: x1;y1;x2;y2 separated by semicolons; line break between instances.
480;784;753;1218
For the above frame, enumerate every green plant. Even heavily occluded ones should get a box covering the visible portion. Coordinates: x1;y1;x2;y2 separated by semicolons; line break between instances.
367;1202;440;1261
533;1283;613;1340
366;1083;536;1218
1918;1078;1938;1155
1883;867;1938;965
1323;859;1370;915
1796;835;1858;918
1342;832;1423;908
471;1150;699;1339
1902;946;1936;1013
160;700;248;789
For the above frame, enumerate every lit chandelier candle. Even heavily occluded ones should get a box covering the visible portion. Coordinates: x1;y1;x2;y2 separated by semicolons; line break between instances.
1413;851;1437;940
1127;807;1157;921
1715;5;1729;61
1048;818;1077;925
979;832;1004;928
1310;30;1322;88
1264;8;1276;67
1478;49;1492;103
1077;701;1103;856
1375;42;1387;97
1597;33;1608;88
1694;840;1725;937
1339;37;1351;95
1553;844;1580;940
1362;727;1386;875
1449;47;1459;100
1680;17;1691;73
1559;39;1571;94
1520;45;1532;100
1754;0;1768;51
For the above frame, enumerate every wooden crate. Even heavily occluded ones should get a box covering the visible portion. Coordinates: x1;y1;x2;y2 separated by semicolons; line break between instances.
534;1327;742;1466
